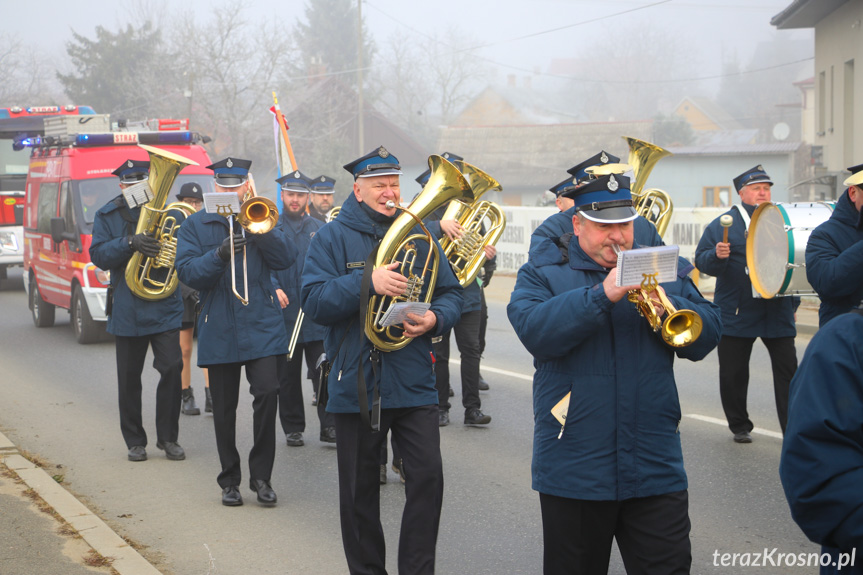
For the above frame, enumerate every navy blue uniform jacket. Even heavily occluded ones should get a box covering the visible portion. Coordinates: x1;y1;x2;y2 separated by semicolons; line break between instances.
507;234;721;501
89;196;182;337
780;310;863;574
301;193;464;413
271;212;326;343
805;192;863;327
695;204;799;338
175;210;297;366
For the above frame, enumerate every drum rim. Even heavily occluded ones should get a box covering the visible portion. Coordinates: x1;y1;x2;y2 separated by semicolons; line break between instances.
746;202;791;299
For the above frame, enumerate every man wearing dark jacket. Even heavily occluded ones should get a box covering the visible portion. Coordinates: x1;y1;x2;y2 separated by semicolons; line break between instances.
695;165;799;443
780;306;863;575
90;159;185;463
508;173;721;575
271;169;335;446
805;163;863;327
301;147;463;575
176;158;297;507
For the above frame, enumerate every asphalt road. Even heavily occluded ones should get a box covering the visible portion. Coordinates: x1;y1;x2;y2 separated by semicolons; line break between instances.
0;268;821;574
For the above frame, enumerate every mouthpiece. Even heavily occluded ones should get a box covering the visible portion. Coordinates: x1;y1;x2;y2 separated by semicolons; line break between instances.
385;201;396;208
611;244;623;254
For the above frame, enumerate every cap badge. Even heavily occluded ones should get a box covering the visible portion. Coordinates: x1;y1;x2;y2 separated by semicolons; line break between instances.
608;174;619;192
193;186;199;193
127;160;133;168
379;147;389;158
756;165;763;171
294;171;300;178
320;176;326;182
572;177;578;185
600;152;609;164
226;158;234;168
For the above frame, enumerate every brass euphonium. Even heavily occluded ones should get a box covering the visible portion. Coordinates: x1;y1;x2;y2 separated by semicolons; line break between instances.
612;245;702;347
125;144;198;300
625;136;674;236
230;174;279;306
438;161;507;288
365;155;473;352
325;206;340;222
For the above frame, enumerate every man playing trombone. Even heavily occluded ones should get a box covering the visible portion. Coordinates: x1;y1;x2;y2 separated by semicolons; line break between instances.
508;174;721;575
176;157;297;507
271;170;336;446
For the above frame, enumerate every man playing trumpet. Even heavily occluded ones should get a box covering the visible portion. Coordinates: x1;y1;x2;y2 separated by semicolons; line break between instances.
508;173;721;575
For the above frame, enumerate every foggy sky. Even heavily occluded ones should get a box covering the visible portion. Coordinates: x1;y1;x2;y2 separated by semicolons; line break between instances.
2;0;812;94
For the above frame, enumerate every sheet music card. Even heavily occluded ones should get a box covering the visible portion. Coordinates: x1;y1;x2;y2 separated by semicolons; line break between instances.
378;302;431;328
615;245;679;287
121;181;153;209
204;192;241;217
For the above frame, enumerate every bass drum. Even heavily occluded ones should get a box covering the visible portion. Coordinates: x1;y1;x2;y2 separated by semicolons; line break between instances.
746;202;834;298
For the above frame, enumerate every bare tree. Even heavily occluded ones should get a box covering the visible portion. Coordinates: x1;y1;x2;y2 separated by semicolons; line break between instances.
0;33;62;104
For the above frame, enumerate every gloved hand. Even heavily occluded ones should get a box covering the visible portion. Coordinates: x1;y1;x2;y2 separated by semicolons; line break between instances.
217;232;248;262
129;233;161;258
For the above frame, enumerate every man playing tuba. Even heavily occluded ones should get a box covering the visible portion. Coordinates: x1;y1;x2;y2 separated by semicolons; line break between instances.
301;146;464;575
90;159;186;463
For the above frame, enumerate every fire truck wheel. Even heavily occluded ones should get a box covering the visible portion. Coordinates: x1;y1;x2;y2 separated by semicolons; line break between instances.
71;285;102;344
30;275;55;328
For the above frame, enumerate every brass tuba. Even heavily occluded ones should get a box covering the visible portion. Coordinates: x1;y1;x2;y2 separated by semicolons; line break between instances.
325;206;340;222
125;144;198;300
625;136;674;236
365;155;473;352
438;161;507;288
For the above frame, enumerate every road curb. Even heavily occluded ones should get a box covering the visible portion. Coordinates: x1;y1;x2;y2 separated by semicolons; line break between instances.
0;430;163;575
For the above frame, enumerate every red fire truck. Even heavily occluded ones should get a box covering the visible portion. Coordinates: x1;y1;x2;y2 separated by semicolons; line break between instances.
1;106;97;284
22;116;213;343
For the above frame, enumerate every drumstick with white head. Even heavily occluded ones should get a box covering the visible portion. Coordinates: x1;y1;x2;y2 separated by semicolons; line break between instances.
720;215;733;244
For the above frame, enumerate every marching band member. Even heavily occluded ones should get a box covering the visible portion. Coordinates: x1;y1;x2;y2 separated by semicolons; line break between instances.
508;174;721;575
176;158;297;507
301;146;463;574
695;165;799;443
271;169;336;446
308;174;336;222
805;162;863;326
90;159;185;463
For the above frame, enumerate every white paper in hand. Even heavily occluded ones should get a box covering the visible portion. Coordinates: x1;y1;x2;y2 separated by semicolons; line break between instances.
379;302;431;328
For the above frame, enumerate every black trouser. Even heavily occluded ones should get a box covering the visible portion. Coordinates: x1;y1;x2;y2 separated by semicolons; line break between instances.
334;406;443;575
115;329;182;449
539;490;692;575
479;288;488;356
433;310;482;412
207;356;279;488
276;341;333;434
717;335;796;434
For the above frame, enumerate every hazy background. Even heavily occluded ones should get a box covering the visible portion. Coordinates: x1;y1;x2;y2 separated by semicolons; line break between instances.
0;0;814;200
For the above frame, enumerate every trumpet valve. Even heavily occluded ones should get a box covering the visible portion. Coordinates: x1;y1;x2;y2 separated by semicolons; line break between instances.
404;275;424;300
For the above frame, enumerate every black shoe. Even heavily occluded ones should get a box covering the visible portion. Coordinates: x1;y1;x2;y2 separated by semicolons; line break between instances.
478;374;489;391
286;432;304;447
464;408;491;425
156;441;186;460
319;426;336;443
391;458;406;484
181;388;200;415
448;386;454;397
733;431;753;444
221;485;243;506
439;409;450;427
204;387;213;413
249;479;277;507
379;464;387;485
127;445;147;462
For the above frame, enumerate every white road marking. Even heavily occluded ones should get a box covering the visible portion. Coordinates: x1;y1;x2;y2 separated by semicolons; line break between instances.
684;413;784;439
450;359;533;382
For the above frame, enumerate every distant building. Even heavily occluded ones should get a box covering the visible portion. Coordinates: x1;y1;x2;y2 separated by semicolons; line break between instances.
674;97;745;132
773;0;863;199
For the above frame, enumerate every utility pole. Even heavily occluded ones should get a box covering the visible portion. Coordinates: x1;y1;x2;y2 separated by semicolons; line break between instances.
357;0;364;155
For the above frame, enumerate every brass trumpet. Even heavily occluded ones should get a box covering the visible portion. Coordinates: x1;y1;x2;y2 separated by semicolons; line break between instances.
229;174;279;306
612;245;702;347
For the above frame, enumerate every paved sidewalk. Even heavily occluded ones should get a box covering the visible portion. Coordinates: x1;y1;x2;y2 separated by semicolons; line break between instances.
0;430;162;575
